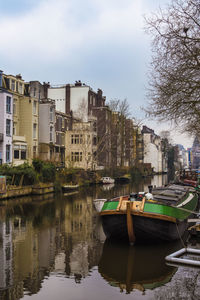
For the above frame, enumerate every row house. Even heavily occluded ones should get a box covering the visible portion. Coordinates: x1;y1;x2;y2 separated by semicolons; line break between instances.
55;110;72;167
1;72;42;165
1;70;163;171
65;116;97;170
142;126;164;173
0;72;13;164
39;99;73;166
39;99;56;161
91;106;112;169
48;81;106;122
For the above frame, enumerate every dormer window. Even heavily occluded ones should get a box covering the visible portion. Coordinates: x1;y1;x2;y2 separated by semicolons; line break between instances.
11;80;15;91
18;83;22;94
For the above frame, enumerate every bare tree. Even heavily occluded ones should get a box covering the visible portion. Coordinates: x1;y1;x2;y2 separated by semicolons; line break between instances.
144;0;200;135
108;98;132;118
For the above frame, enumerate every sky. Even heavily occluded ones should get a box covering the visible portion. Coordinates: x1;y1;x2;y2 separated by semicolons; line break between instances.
0;0;194;148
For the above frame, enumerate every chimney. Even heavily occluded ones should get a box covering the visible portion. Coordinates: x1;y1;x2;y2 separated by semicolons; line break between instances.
16;74;22;80
43;82;50;98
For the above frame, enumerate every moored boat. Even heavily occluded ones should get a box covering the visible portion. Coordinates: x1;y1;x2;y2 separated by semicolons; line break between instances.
99;184;198;244
100;177;115;184
62;184;79;192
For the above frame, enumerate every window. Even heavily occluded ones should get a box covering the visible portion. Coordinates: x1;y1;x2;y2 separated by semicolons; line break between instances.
13;99;17;115
62;117;65;129
14;145;20;159
6;119;11;136
71;134;83;144
14;145;27;160
33;146;37;158
11;79;15;91
33;123;37;139
21;145;27;159
50;107;53;122
61;133;65;145
6;96;11;113
33;101;37;115
71;152;82;162
18;83;22;94
50;126;53;142
33;88;36;97
6;145;10;162
13;122;16;135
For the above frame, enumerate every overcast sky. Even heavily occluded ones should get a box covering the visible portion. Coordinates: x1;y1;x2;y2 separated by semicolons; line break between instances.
0;0;193;148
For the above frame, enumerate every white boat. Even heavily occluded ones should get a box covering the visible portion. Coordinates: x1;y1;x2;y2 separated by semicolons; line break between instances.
101;177;115;184
93;199;107;212
62;184;79;192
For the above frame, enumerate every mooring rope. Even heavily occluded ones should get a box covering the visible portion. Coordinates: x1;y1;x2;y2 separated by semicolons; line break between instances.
176;222;186;248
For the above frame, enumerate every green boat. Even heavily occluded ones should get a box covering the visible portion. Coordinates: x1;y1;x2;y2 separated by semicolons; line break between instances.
99;184;198;244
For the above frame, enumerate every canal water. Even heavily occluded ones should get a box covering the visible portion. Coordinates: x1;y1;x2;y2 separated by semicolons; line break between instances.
0;175;198;300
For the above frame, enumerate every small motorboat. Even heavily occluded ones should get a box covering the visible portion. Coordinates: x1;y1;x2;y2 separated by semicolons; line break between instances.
101;177;115;184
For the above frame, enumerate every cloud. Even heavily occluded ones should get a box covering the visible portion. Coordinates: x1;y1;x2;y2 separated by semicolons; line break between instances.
0;0;145;64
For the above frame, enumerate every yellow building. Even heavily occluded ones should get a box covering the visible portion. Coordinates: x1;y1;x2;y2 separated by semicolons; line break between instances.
2;73;39;165
65;116;97;170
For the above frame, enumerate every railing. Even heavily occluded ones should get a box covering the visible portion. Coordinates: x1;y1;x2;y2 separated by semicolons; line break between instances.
0;133;3;142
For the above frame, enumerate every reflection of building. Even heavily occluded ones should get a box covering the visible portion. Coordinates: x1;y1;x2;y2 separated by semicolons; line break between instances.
191;136;200;169
0;220;13;289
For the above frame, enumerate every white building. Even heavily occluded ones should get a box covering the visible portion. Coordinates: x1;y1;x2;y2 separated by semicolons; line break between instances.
48;81;90;122
0;78;13;164
142;126;163;173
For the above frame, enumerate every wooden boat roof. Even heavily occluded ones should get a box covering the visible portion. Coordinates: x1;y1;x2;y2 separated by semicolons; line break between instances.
152;184;191;203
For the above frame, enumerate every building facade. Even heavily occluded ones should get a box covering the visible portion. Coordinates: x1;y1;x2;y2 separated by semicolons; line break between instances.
0;75;13;164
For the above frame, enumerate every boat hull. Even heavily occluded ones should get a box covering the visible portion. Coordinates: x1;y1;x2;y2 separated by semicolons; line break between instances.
101;214;188;243
100;185;198;243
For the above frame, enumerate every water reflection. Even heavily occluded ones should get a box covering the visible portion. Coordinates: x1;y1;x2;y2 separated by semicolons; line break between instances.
0;192;103;299
0;174;171;299
98;240;180;294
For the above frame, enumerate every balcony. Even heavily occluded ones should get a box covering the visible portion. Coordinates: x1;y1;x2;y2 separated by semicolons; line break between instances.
0;133;3;142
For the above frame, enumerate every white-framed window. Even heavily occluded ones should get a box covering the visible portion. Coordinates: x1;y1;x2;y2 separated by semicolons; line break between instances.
14;145;20;159
6;145;11;163
11;80;15;91
14;145;27;160
21;145;27;159
6;119;11;136
6;96;11;113
33;123;37;139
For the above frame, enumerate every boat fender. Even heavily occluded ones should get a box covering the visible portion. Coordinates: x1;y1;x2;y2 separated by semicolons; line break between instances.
145;192;153;200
